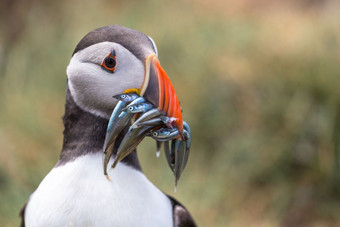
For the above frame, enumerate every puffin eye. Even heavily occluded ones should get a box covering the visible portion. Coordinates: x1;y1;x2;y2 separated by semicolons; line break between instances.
101;51;116;73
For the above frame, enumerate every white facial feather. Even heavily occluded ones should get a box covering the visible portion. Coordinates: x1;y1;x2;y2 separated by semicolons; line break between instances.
25;153;173;227
67;42;145;118
148;36;158;57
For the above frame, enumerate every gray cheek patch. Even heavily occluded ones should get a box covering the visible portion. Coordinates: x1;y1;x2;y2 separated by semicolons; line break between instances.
67;42;145;119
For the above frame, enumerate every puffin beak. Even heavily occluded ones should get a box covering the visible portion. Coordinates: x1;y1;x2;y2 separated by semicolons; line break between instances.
139;54;184;137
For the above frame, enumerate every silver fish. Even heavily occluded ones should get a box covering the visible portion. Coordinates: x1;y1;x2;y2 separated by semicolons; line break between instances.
111;125;154;168
160;116;177;128
113;93;139;102
174;139;186;186
103;97;146;176
130;108;162;129
135;117;164;128
182;121;191;168
164;141;175;172
151;127;180;141
122;102;154;113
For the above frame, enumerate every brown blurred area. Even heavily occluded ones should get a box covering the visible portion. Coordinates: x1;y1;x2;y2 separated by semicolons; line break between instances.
1;0;340;226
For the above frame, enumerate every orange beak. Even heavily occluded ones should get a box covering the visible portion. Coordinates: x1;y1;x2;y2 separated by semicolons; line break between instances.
140;54;183;137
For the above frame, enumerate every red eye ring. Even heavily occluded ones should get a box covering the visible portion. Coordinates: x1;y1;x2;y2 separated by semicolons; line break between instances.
101;51;116;72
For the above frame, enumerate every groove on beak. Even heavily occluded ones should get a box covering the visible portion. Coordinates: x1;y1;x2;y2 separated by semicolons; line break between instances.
140;54;183;137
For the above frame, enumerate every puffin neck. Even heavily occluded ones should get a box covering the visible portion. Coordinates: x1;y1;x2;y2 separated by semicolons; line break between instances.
57;87;141;171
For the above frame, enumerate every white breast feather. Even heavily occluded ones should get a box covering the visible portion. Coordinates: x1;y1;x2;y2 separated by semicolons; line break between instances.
25;154;173;227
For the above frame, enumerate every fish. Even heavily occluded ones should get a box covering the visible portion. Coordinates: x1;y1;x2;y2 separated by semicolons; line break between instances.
103;93;192;186
122;102;154;113
130;108;163;129
135;118;164;128
164;141;175;172
111;125;154;168
113;93;139;102
151;127;180;141
103;97;146;177
174;139;186;186
160;116;178;129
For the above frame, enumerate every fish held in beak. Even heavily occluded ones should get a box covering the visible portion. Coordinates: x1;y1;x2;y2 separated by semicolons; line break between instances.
102;54;191;185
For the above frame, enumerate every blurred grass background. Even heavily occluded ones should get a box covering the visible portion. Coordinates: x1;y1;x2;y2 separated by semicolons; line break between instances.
1;0;340;226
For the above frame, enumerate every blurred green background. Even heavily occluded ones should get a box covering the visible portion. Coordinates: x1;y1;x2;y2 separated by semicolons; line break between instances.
1;0;340;226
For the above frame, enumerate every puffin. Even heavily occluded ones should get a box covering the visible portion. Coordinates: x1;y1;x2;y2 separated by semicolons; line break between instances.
20;25;196;227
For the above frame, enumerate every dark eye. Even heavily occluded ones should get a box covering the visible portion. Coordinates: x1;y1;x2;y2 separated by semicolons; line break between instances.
101;51;116;72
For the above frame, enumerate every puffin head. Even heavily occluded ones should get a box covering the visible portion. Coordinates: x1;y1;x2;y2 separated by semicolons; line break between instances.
66;25;183;132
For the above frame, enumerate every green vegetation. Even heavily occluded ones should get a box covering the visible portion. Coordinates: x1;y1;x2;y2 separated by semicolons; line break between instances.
1;0;340;226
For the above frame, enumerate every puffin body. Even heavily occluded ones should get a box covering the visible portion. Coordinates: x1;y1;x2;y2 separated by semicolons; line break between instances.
21;25;195;227
25;154;172;226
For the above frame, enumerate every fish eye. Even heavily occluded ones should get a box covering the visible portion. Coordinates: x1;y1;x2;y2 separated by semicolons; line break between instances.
128;106;134;111
121;94;126;99
153;132;158;137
